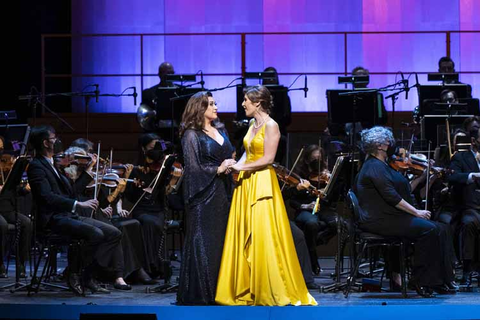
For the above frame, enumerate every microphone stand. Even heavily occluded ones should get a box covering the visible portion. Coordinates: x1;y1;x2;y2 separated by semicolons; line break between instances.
19;87;137;139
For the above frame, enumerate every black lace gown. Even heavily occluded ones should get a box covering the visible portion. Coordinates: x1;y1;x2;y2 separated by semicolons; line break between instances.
177;128;234;305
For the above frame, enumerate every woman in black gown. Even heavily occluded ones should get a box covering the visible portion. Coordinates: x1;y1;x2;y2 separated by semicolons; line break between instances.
354;126;456;297
177;91;236;305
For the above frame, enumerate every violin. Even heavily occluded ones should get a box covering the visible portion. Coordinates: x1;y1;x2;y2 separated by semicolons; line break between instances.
307;171;330;187
389;154;450;178
87;172;142;189
272;163;324;198
54;153;93;168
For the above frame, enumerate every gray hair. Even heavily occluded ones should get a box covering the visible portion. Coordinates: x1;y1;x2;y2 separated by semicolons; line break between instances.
64;146;86;155
360;126;395;155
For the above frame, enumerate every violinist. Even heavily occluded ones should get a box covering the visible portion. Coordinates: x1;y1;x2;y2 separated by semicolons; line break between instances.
27;125;122;295
354;126;456;297
0;135;32;278
283;144;336;275
448;126;480;285
64;144;154;288
70;138;95;154
125;133;169;279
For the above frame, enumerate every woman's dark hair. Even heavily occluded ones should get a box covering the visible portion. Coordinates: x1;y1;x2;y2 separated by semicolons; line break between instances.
244;85;274;115
179;91;224;137
295;144;327;178
70;138;94;153
138;133;161;149
30;125;55;153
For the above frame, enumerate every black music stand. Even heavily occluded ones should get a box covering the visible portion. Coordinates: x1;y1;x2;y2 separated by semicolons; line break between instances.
154;87;203;143
319;156;353;293
418;84;470;115
0;124;30;156
236;84;291;127
0;156;30;292
141;155;181;294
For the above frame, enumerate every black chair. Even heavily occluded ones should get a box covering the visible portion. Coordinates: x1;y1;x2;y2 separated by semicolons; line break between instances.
26;229;85;295
24;206;84;296
343;190;408;298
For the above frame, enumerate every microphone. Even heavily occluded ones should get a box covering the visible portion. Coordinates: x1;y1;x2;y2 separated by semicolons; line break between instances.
200;70;205;89
415;72;420;88
94;84;99;103
400;72;409;100
133;87;137;106
304;75;308;98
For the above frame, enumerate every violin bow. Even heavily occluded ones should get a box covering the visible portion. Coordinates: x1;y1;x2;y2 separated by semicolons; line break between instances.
445;118;453;159
129;154;171;215
424;141;432;211
312;138;323;215
281;147;304;192
91;141;102;218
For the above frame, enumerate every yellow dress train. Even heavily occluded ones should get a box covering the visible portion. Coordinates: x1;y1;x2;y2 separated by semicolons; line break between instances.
215;121;317;306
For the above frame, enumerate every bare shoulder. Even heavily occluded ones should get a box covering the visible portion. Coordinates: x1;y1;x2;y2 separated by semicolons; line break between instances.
265;118;279;130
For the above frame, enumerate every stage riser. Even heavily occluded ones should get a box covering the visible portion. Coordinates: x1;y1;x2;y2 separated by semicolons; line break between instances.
2;303;480;320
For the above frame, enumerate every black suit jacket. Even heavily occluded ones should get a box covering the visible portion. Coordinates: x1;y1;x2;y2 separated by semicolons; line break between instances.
27;156;93;229
448;151;480;210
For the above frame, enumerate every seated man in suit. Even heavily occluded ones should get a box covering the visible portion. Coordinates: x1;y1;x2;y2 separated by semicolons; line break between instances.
448;126;480;285
27;125;123;295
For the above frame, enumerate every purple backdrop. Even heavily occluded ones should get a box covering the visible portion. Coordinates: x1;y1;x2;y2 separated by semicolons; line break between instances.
65;0;479;113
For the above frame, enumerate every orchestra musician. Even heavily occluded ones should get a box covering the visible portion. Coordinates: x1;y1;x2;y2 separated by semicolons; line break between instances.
448;126;480;285
283;144;336;275
124;133;169;279
27;125;122;295
0;135;32;278
62;144;154;289
354;126;456;297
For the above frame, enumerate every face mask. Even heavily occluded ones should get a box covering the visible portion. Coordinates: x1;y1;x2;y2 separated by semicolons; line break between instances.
386;144;397;158
309;159;320;171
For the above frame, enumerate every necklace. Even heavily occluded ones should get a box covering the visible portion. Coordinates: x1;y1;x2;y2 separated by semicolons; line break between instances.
253;115;269;129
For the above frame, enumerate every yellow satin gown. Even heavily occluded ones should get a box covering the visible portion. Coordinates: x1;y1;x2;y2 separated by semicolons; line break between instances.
215;120;317;306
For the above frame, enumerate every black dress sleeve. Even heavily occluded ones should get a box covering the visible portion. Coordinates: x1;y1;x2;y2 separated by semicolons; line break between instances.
367;161;403;207
181;129;219;205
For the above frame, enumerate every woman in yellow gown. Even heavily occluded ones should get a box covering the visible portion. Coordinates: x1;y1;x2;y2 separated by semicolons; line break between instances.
215;85;317;306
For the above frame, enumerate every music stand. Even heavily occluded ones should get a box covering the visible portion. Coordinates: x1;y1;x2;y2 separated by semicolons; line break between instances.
418;84;470;115
327;89;383;127
0;124;30;156
154;87;203;142
0;156;30;291
320;156;353;293
236;85;291;128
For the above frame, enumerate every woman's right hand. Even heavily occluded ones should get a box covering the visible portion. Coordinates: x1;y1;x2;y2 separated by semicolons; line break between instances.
218;159;237;174
296;179;311;191
416;209;431;220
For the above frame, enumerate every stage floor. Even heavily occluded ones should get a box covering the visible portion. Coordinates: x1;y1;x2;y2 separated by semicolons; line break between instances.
1;257;480;320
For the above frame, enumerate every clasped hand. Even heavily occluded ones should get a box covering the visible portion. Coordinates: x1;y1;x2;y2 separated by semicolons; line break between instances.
218;159;237;174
